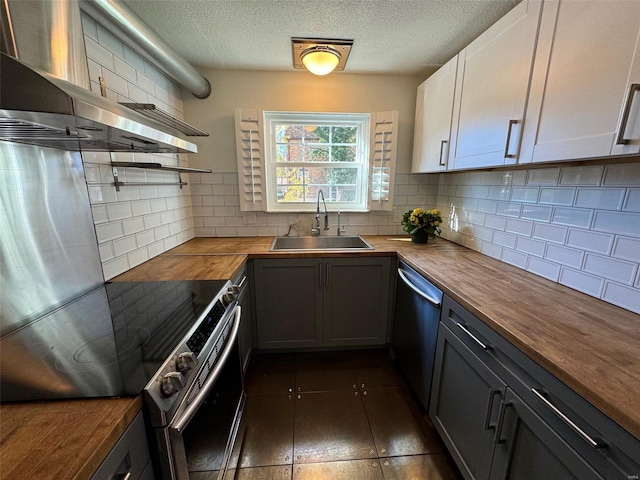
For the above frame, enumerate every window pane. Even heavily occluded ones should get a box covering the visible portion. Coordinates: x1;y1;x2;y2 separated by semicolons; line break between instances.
332;126;357;144
305;145;330;162
313;126;330;143
332;146;356;162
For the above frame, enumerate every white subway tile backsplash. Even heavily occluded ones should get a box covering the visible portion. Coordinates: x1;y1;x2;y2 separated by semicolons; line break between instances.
575;188;625;210
532;223;567;244
136;230;156;247
113;235;137;257
102;256;130;281
144;213;162;230
612;237;640;263
624;189;640;212
551;207;592;228
527;257;561;282
527;168;560;186
516;237;546;257
488;186;512;200
566;229;613;254
84;37;115;71
521;205;552;222
496;202;521;217
604;163;640;186
511;187;539;203
501;248;529;269
539;187;575;205
91;205;109;224
481;242;502;259
593;211;640;236
484;215;507;231
502;170;527;185
505;218;534;236
122;217;145;236
96;221;124;243
492;231;517;249
559;268;604;298
584;254;637;284
559;165;603;185
544;244;583;268
602;282;640;314
107;202;133;221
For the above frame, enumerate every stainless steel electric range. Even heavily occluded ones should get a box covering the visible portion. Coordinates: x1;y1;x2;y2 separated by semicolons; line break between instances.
0;276;247;480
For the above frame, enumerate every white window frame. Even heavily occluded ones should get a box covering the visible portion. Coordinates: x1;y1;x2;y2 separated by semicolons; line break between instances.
263;111;371;213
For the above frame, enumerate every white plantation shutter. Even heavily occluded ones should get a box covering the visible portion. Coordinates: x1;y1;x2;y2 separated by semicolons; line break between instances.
369;111;398;211
235;108;265;211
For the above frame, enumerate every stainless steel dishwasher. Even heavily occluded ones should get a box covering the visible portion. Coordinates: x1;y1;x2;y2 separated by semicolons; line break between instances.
391;261;443;411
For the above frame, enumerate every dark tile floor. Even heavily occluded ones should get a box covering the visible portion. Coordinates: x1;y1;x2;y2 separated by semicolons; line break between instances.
191;349;461;480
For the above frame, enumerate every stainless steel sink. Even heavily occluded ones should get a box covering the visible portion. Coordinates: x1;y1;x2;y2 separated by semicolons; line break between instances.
270;236;373;251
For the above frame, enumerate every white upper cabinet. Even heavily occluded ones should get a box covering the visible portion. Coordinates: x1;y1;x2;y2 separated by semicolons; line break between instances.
448;0;542;170
411;56;458;173
520;0;640;164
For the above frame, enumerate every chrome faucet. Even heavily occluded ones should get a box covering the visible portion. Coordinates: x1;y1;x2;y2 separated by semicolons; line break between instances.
312;189;329;236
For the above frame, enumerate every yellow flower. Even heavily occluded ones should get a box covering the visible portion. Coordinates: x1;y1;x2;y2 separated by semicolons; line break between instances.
412;207;423;216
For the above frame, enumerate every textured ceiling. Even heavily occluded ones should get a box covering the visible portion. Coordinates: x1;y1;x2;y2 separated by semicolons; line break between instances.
122;0;521;75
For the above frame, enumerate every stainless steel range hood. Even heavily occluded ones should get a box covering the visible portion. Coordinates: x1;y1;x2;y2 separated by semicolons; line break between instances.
0;0;204;154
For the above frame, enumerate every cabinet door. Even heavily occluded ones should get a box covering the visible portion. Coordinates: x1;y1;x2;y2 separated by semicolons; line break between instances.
430;323;506;480
253;259;323;349
521;1;640;163
448;0;542;170
412;56;457;173
323;257;391;347
489;389;605;480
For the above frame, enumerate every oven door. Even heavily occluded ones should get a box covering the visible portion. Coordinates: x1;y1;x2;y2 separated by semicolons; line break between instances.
154;305;245;480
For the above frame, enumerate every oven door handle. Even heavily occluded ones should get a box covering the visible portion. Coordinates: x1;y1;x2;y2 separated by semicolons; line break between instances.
169;305;242;434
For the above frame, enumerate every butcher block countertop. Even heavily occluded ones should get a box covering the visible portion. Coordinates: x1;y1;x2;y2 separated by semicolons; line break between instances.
156;235;640;442
2;235;639;480
0;396;142;480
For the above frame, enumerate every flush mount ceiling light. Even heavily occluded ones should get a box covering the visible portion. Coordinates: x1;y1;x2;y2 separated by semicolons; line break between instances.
292;38;353;76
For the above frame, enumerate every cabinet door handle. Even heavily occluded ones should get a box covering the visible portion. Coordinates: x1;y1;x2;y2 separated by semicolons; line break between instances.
531;388;605;449
616;83;640;145
121;472;132;480
439;140;448;166
319;263;323;288
325;263;329;288
456;322;492;350
504;119;518;158
483;389;502;430
494;400;513;444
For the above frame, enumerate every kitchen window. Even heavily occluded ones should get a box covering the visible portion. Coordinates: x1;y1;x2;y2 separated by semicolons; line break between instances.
264;111;369;212
235;109;398;213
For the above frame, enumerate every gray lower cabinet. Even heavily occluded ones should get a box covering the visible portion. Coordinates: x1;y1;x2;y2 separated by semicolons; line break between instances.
430;295;640;480
252;256;392;349
91;411;153;480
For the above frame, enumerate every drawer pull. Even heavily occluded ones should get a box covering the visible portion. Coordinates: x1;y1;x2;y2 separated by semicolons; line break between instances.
531;388;605;449
484;389;502;430
456;322;492;350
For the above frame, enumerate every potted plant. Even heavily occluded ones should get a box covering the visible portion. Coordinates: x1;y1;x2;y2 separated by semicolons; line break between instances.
401;208;443;244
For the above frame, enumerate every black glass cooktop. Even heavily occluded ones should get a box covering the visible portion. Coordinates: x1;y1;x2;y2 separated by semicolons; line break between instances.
0;279;227;403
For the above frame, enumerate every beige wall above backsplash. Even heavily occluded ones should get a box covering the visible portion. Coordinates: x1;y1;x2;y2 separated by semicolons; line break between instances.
182;69;423;173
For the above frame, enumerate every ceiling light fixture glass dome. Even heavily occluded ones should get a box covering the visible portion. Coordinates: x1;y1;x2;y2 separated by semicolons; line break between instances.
301;46;341;76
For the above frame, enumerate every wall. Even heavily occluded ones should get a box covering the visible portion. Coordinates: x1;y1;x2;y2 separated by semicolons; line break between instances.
436;161;640;314
80;14;196;280
184;69;438;237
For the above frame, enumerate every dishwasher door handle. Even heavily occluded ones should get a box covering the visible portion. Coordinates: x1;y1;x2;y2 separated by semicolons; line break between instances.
397;268;441;307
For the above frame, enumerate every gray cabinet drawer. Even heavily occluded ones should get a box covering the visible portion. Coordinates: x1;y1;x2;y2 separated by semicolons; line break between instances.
91;411;152;480
440;295;640;480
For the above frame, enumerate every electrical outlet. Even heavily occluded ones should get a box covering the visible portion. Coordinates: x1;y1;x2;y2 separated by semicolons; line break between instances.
243;212;257;224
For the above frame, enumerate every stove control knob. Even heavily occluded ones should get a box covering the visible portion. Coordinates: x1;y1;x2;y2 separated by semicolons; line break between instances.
160;371;185;397
222;288;237;306
176;352;197;373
